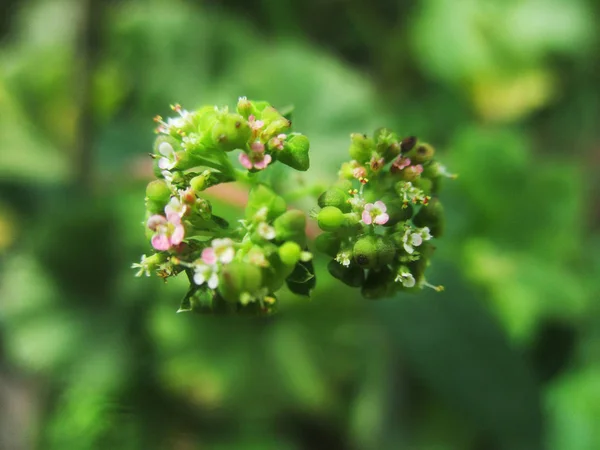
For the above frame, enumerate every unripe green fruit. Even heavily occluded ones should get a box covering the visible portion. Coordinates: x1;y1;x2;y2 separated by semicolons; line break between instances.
408;143;435;164
327;260;365;288
190;174;208;192
415;177;433;195
353;235;396;269
413;198;445;237
246;185;287;221
318;206;345;231
400;165;422;182
211;113;251;152
361;267;394;299
236;97;253;118
314;232;341;257
349;133;375;162
146;180;171;204
145;199;165;215
278;133;310;171
279;241;302;266
218;262;262;303
318;188;351;213
274;210;307;245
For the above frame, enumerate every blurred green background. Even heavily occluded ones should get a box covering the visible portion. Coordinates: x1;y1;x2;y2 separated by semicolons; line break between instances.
1;0;599;449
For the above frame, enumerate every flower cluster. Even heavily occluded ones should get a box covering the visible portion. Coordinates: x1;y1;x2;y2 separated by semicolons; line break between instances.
314;129;454;298
134;98;313;315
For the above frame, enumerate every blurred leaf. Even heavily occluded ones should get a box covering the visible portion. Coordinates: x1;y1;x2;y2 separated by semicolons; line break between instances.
286;259;316;296
375;293;543;450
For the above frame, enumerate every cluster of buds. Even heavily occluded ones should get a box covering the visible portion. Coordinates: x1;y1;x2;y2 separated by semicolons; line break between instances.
133;98;313;315
314;128;454;299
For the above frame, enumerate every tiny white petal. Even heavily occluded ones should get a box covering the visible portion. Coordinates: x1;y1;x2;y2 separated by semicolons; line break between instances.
158;142;174;156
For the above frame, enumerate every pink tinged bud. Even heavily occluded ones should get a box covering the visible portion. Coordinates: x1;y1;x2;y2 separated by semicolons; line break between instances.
391;156;411;173
414;164;424;174
147;215;167;231
248;115;264;131
201;247;217;265
353;167;367;179
251;142;265;152
370;156;385;171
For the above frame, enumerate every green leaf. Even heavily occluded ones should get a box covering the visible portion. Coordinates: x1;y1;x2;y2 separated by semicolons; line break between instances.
286;259;316;297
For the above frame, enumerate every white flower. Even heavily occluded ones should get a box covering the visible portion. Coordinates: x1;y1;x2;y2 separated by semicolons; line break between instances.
257;222;276;240
395;267;416;288
164;196;188;219
335;249;352;267
212;238;236;264
193;262;219;289
158;142;177;170
402;226;431;254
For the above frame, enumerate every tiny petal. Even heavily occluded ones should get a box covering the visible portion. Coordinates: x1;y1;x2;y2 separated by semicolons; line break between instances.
239;153;253;169
158;142;174;157
151;234;171;251
171;224;185;245
411;233;423;247
147;215;167;230
219;247;235;264
207;273;219;289
414;164;424;174
193;271;206;286
158;157;172;170
362;210;373;224
374;201;387;213
403;243;414;254
364;203;374;212
202;247;217;265
402;273;416;288
374;213;389;225
254;154;272;170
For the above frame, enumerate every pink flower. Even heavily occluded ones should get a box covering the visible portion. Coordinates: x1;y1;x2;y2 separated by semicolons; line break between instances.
147;214;185;251
248;115;264;133
361;201;389;225
164;196;188;218
268;134;287;151
239;143;272;170
391;156;411;173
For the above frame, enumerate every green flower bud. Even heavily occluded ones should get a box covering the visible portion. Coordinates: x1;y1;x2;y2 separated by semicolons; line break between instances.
273;210;307;245
314;232;341;257
211;113;251;152
413;198;445;237
317;206;345;232
218;261;262;303
236;97;253;118
261;106;291;136
374;127;401;160
408;143;435;164
278;133;310;171
246;184;287;221
146;180;171;205
361;267;394;299
349;133;375;162
190;174;208;192
317;188;351;213
279;241;302;266
400;165;423;182
353;235;396;269
327;260;365;287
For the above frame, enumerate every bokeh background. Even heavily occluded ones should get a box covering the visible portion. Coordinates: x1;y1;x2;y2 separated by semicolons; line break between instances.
1;0;599;449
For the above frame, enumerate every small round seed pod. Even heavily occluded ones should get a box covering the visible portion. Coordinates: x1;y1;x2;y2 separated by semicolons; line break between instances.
353;235;396;269
318;206;346;232
349;133;375;163
274;210;307;246
318;188;351;213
